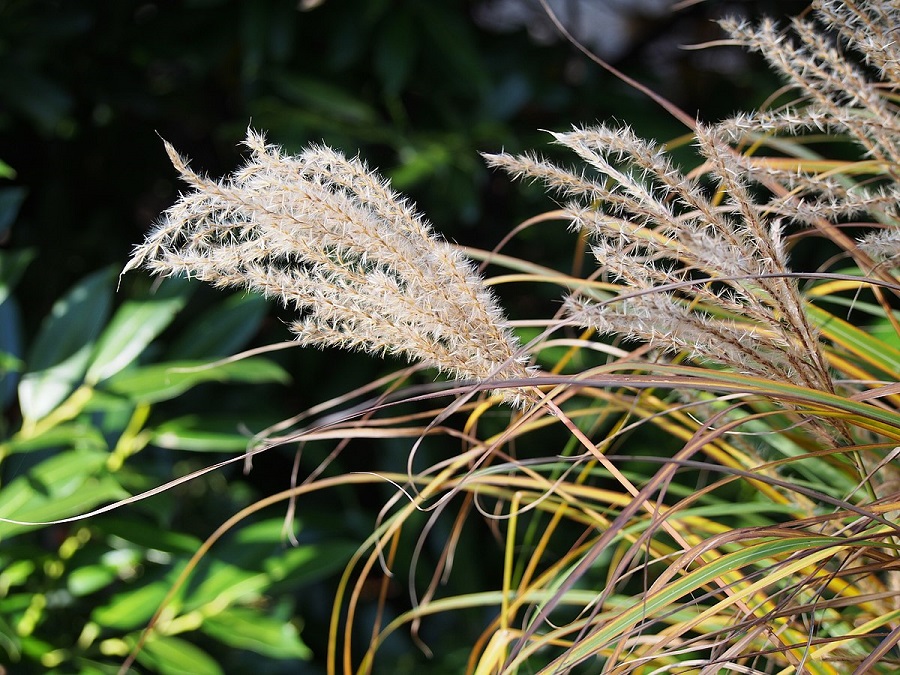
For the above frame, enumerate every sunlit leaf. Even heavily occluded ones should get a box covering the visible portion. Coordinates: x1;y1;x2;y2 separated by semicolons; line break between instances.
182;559;267;612
151;416;253;452
136;635;223;675
18;267;116;422
0;449;125;539
68;565;118;597
105;358;289;404
3;422;107;456
85;276;191;384
91;577;173;630
201;607;311;659
97;518;201;555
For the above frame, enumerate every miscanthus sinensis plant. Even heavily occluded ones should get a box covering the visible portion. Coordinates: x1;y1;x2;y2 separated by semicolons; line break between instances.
124;0;900;672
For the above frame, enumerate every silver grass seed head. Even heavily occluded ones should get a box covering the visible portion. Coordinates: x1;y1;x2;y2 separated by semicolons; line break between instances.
126;129;537;407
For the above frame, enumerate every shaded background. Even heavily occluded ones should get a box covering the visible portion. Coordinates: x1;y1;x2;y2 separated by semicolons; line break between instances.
0;1;810;672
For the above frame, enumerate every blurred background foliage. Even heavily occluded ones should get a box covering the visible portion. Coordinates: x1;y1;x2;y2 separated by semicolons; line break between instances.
0;0;808;672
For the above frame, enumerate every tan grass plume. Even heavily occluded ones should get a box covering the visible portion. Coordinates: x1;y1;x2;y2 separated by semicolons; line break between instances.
124;130;535;405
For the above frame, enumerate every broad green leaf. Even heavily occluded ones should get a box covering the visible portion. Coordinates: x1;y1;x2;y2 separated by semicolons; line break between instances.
105;357;289;404
0;160;15;180
69;658;123;675
68;565;118;597
18;267;116;422
0;613;20;661
91;577;172;630
151;416;254;452
97;517;201;555
85;277;191;384
136;636;223;675
182;559;268;612
0;474;125;540
264;542;358;589
19;634;56;662
166;292;268;360
201;607;310;659
223;519;356;589
0;559;36;589
0;449;126;540
3;422;107;456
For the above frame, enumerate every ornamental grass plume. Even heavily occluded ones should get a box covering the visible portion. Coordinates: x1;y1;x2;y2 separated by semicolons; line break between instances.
485;121;837;395
720;0;900;251
124;130;535;405
484;0;900;399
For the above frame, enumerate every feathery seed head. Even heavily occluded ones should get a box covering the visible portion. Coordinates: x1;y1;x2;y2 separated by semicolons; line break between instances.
126;129;536;406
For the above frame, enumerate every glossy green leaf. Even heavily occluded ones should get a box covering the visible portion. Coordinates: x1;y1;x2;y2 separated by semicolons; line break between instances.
18;267;116;422
85;277;191;385
264;542;358;588
136;636;223;675
97;518;201;555
105;357;289;404
69;658;123;675
0;160;15;180
0;475;125;540
68;565;118;597
0;559;36;589
19;634;56;662
0;613;20;661
151;416;253;452
0;449;126;540
223;519;356;589
182;559;268;612
3;422;107;456
166;292;269;360
91;577;172;630
201;607;310;659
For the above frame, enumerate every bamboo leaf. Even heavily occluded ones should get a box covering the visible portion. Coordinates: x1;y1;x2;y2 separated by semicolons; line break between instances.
136;636;223;675
200;607;311;660
85;277;190;385
18;267;116;422
104;358;289;404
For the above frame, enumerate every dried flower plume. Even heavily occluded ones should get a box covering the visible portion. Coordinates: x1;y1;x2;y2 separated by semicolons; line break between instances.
486;120;835;393
125;130;533;404
486;0;900;396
